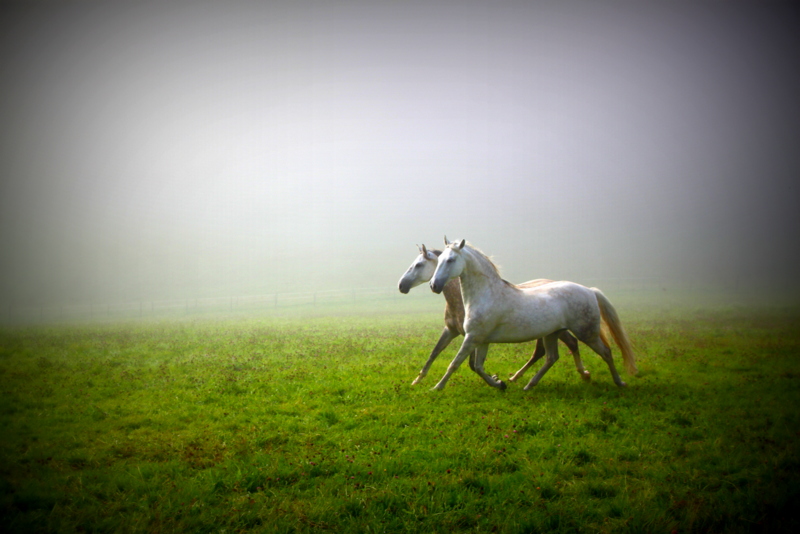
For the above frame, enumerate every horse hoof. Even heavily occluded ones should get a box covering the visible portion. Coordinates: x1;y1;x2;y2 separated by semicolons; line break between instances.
617;381;627;388
497;380;507;391
581;371;591;381
411;377;421;386
508;375;518;382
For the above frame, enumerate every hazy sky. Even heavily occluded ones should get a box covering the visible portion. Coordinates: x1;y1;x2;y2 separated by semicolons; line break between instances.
2;1;799;304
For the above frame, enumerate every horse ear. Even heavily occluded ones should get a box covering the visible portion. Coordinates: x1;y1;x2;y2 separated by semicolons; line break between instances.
421;244;428;257
458;239;466;250
444;235;449;245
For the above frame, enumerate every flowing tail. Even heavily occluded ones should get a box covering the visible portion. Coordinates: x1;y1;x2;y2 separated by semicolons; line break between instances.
591;288;638;375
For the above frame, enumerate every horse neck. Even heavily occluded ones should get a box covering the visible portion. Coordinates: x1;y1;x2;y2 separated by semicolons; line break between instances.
459;247;504;303
441;277;464;311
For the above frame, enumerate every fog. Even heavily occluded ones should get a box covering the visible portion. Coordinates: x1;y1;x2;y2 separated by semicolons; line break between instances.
2;1;799;309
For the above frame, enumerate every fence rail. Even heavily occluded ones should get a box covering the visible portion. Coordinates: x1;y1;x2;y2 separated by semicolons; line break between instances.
2;286;416;324
2;278;669;325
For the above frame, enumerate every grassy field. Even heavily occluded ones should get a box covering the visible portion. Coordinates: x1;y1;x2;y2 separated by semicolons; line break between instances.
1;292;799;533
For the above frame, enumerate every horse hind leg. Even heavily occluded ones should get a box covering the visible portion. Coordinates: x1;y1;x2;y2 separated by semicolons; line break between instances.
559;331;590;381
509;338;546;382
583;334;626;387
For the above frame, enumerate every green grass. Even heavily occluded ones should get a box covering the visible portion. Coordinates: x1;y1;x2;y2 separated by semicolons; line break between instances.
1;294;799;532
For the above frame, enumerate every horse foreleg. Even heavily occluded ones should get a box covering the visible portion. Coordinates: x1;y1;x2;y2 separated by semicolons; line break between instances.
471;343;507;390
468;348;479;372
412;327;459;385
524;332;561;390
431;335;477;391
560;331;590;381
509;339;546;382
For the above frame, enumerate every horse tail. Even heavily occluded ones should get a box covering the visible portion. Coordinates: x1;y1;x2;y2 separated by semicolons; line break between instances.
591;288;638;375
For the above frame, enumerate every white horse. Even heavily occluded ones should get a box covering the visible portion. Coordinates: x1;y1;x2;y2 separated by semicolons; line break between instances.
429;238;638;391
398;244;589;385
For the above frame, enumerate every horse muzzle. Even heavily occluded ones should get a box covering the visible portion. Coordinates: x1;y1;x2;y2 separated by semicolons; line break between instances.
430;279;444;294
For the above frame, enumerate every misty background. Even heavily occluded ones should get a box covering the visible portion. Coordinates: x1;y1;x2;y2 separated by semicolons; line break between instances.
1;1;799;310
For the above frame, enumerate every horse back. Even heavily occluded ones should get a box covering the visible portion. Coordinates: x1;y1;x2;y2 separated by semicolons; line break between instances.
519;281;602;339
466;283;573;342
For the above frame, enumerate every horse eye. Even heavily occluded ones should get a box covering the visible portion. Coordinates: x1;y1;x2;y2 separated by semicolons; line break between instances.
446;257;455;263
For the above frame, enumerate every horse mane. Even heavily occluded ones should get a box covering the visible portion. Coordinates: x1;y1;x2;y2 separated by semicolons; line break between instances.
422;248;443;262
462;243;516;288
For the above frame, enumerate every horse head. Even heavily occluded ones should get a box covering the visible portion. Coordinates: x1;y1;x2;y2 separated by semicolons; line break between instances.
398;244;439;294
430;238;466;294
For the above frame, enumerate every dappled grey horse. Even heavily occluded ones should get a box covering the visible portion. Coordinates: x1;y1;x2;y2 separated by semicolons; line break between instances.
429;238;638;391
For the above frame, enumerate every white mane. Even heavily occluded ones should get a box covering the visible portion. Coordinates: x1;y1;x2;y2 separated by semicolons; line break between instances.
459;243;515;287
